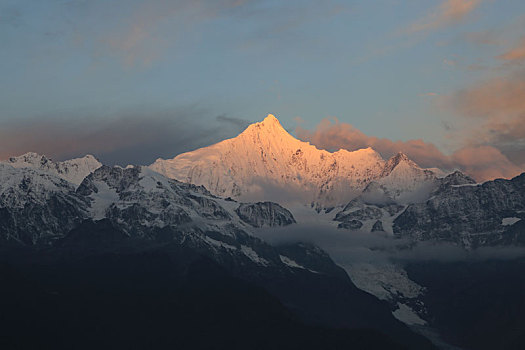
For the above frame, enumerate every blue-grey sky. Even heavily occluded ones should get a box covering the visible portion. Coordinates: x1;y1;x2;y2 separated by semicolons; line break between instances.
1;0;525;180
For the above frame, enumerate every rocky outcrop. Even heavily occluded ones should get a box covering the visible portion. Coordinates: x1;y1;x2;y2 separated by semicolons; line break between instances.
235;201;296;227
335;206;383;222
393;172;525;248
363;152;438;205
372;220;384;232
338;220;363;230
0;164;89;244
334;196;405;233
0;163;297;248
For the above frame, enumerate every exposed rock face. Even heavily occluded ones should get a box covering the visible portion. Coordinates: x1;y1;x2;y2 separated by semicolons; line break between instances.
0;162;374;285
0;163;295;246
235;201;296;227
0;161;437;349
334;195;405;233
372;220;384;232
362;152;438;205
332;168;525;248
338;220;363;230
335;206;383;222
437;170;476;188
78;165;300;238
393;172;525;248
0;164;89;244
332;170;525;247
0;162;316;277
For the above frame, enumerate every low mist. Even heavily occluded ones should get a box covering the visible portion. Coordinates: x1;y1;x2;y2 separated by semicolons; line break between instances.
253;221;525;266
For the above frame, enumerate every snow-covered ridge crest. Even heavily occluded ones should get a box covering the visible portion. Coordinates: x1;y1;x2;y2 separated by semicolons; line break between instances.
366;152;438;204
0;162;297;245
150;114;440;207
2;152;102;186
0;162;89;244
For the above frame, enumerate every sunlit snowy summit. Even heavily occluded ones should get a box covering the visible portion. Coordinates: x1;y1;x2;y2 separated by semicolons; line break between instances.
150;114;438;207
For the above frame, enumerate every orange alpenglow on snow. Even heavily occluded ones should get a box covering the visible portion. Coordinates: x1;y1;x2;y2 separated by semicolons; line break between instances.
150;114;439;206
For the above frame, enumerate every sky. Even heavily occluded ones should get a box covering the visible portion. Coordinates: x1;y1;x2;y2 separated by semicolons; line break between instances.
1;0;525;180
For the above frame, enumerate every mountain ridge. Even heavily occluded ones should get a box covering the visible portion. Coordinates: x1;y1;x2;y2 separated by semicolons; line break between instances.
2;152;102;186
150;114;440;207
1;117;525;349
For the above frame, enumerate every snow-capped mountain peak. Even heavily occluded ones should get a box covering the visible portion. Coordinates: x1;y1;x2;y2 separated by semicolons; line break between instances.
149;114;450;208
7;152;51;168
381;152;419;177
255;113;284;128
149;114;447;207
150;114;391;206
241;113;290;137
2;152;102;186
364;153;437;204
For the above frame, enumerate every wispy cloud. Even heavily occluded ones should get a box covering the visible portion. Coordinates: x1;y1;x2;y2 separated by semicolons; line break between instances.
216;114;251;131
450;145;522;181
463;31;502;46
406;0;482;34
498;36;525;63
66;0;349;67
443;58;457;66
255;222;525;267
65;0;255;68
446;68;525;168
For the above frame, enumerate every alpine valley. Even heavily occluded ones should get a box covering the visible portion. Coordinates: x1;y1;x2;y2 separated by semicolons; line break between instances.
2;115;525;350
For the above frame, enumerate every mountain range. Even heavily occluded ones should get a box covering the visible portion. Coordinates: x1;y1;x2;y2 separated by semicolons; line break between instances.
0;153;432;349
1;114;525;349
149;114;525;248
150;114;440;207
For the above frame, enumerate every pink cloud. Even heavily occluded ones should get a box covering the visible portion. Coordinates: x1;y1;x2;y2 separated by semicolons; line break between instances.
498;36;525;63
295;118;523;182
448;70;525;161
407;0;482;34
90;0;252;67
451;145;523;181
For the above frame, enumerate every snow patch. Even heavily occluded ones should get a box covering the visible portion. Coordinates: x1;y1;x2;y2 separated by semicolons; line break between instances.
392;303;427;326
2;152;101;186
241;245;269;266
279;255;305;269
344;263;425;301
451;183;479;188
89;181;119;220
203;236;237;250
502;217;521;226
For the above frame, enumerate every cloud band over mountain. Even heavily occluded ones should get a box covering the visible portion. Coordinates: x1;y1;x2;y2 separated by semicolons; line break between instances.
296;118;523;182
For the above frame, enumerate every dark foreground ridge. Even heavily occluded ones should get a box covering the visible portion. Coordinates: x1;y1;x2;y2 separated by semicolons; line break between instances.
0;220;435;350
407;259;525;350
0;164;435;349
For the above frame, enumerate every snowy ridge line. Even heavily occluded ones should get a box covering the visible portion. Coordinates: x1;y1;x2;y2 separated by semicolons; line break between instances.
150;114;444;207
1;152;102;186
